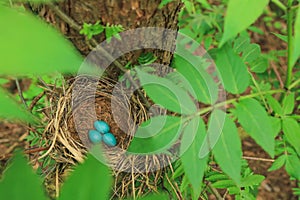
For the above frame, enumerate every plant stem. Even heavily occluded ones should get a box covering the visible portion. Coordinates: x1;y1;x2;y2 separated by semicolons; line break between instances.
271;0;287;11
288;78;300;89
195;89;284;116
285;0;294;88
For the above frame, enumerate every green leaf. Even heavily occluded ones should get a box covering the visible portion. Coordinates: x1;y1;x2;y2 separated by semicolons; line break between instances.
172;54;218;104
0;150;47;200
285;155;300;180
199;110;226;159
0;5;82;75
282;92;295;115
0;89;34;122
136;68;197;115
234;35;250;54
240;175;264;187
215;44;250;94
242;44;261;63
59;152;112;200
266;95;283;115
180;117;208;198
105;24;124;43
282;118;300;155
6;0;60;2
127;115;182;154
271;33;288;43
249;56;268;73
158;0;174;9
220;0;269;47
269;116;281;138
211;180;236;189
211;110;242;184
235;98;275;157
268;155;286;171
292;6;300;65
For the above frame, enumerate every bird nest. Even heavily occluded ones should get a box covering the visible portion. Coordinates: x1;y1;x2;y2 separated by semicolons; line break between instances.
39;76;175;199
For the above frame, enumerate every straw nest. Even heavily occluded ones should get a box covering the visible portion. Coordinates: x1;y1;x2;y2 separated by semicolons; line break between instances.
40;76;176;199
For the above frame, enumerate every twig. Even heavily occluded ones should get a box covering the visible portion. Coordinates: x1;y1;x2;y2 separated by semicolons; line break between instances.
15;79;28;109
55;166;59;198
270;61;284;89
29;91;45;111
207;182;223;200
48;3;152;110
243;156;275;162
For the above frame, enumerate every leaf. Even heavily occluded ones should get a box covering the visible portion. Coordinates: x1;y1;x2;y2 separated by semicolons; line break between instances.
249;56;268;73
136;68;197;115
242;44;261;63
127;115;182;154
292;6;300;65
172;54;218;104
285;155;300;180
215;44;250;94
158;0;175;9
235;98;275;157
271;32;288;43
0;89;34;122
0;5;83;75
240;175;264;187
59;152;112;200
211;180;236;189
268;155;286;171
180;117;208;198
269;116;281;138
199;109;226;158
220;0;269;47
6;0;60;2
266;95;283;115
282;92;295;115
282;118;300;155
0;150;47;200
234;35;251;54
211;110;242;184
105;24;124;43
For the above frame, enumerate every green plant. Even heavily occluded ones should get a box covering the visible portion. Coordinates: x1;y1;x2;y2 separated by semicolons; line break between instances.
1;150;169;200
0;0;300;200
79;20;124;42
125;0;300;199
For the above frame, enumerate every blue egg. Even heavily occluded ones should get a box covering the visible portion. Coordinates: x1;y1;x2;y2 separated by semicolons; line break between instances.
88;130;102;144
94;120;110;134
103;133;117;147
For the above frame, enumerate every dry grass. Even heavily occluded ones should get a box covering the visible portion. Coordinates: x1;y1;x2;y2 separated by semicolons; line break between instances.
34;76;177;199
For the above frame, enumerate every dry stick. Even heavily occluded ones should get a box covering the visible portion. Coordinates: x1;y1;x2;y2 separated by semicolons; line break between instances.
15;79;28;109
48;3;152;110
243;156;275;162
270;61;284;89
207;182;223;200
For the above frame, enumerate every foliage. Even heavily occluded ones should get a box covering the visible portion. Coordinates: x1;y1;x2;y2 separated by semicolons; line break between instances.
0;150;168;200
0;0;300;200
79;21;124;42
